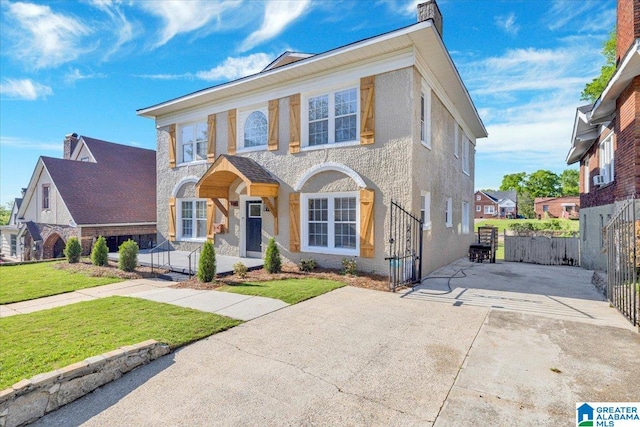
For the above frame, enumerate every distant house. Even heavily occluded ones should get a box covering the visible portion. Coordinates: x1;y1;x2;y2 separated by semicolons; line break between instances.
474;190;517;219
11;134;157;261
0;195;23;261
566;0;640;270
534;196;580;219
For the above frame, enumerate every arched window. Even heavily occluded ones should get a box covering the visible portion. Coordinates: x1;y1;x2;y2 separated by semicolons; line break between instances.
244;111;267;148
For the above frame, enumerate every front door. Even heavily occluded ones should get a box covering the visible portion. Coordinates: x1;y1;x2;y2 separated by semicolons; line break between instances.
246;201;262;257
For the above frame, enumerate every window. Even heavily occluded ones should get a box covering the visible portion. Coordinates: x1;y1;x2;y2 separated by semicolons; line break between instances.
476;205;481;212
179;199;207;240
484;205;495;215
445;198;453;227
454;122;459;157
543;205;549;212
462;135;470;175
180;122;207;163
462;202;470;234
599;134;614;184
10;234;17;257
306;87;358;147
420;83;432;149
420;192;431;230
239;108;268;150
476;194;481;201
302;192;358;255
42;184;50;209
80;157;89;162
584;158;590;193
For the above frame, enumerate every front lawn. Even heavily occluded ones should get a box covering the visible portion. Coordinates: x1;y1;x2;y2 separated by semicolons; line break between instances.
0;296;240;389
0;262;123;304
218;278;345;304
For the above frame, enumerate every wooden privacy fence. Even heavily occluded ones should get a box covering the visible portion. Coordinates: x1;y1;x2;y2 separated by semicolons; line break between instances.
504;235;580;266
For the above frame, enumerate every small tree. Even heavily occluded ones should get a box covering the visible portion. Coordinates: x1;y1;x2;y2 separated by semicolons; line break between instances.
264;238;282;274
118;239;139;272
198;240;216;282
64;237;82;263
91;236;109;266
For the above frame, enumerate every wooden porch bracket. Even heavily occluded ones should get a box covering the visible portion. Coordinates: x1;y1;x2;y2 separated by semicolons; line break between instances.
212;198;229;230
261;197;278;235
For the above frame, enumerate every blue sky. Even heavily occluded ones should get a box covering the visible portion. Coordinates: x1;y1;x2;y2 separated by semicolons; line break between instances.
0;0;616;206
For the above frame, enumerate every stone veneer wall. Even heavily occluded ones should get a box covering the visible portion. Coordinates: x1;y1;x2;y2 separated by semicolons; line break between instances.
0;340;169;427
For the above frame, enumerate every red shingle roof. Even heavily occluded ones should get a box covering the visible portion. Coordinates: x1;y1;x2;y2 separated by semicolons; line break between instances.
41;137;156;225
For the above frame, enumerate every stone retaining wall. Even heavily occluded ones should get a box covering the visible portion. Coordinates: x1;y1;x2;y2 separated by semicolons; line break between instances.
0;340;170;427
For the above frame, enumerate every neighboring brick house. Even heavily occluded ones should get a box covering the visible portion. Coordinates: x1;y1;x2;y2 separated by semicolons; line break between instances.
474;190;517;219
566;0;640;270
534;196;580;219
138;1;487;276
14;134;157;261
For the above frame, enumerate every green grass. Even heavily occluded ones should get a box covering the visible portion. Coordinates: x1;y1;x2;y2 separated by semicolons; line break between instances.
0;296;240;389
218;278;345;304
474;218;579;233
0;262;122;304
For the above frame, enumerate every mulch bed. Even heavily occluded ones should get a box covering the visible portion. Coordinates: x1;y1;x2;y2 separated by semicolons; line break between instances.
172;262;391;292
53;260;168;280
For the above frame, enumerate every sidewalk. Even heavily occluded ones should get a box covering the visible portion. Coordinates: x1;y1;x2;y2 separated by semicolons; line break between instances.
0;279;288;321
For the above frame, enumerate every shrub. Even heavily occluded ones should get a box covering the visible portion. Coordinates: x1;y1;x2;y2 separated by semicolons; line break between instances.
342;257;357;276
198;240;216;282
118;239;139;272
233;261;247;279
64;237;82;264
91;236;109;266
264;238;282;274
299;258;317;272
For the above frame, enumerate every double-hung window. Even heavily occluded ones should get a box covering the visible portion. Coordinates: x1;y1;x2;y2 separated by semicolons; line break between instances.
179;199;207;240
10;235;17;257
445;198;453;227
420;192;431;230
454;122;459;157
462;135;470;175
584;158;590;193
302;192;358;255
484;205;494;215
599;134;614;184
307;87;358;147
461;202;470;234
421;82;432;149
42;184;50;209
180;122;207;164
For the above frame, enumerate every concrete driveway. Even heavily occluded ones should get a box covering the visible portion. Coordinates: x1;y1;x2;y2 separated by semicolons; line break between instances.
34;261;639;426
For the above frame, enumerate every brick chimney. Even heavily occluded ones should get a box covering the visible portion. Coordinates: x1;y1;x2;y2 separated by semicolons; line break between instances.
417;0;443;37
63;133;78;159
616;0;640;64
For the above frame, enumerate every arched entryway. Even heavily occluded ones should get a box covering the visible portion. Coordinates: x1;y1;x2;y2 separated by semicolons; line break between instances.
43;233;66;259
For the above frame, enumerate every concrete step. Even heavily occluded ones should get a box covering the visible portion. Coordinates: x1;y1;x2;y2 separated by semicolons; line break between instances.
158;271;191;282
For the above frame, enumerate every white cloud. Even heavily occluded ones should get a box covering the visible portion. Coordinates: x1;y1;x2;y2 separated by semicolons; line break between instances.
0;135;60;151
239;0;311;52
196;53;274;81
544;0;613;32
87;0;135;59
64;69;107;84
4;2;93;69
0;79;52;100
138;0;241;48
495;13;519;35
137;73;194;80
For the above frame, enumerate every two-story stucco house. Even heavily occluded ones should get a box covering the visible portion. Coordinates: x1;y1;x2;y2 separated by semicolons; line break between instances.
138;1;486;276
566;0;640;271
13;133;157;261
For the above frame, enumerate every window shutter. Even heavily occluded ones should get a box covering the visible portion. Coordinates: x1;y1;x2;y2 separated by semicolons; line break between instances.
360;76;375;145
289;94;301;154
228;109;237;155
169;197;176;241
207;114;216;163
268;99;279;151
168;124;176;168
206;199;215;240
359;189;374;257
289;192;300;252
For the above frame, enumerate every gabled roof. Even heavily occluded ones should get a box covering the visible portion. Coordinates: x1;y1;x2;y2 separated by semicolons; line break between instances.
483;190;517;203
138;20;487;139
18;136;156;225
14;198;22;210
262;51;315;72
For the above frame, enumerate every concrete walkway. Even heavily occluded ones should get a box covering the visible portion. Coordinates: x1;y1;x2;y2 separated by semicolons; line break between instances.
0;279;288;321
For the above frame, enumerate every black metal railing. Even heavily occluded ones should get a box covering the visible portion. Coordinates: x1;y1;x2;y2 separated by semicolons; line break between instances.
605;199;638;327
187;245;202;278
386;200;423;292
149;239;171;272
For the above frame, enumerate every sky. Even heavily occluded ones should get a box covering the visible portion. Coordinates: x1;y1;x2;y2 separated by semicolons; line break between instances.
0;0;616;206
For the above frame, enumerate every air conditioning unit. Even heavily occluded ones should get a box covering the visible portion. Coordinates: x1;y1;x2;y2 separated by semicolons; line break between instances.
593;174;605;186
